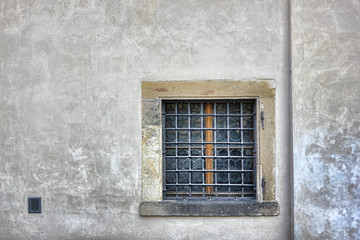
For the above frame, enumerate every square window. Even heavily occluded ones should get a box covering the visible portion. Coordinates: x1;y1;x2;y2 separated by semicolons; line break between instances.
140;80;278;216
163;100;256;200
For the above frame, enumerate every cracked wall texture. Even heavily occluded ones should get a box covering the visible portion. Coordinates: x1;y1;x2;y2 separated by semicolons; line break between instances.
292;1;360;239
0;0;291;239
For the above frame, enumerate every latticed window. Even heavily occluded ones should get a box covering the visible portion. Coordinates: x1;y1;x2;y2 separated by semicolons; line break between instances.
163;100;256;200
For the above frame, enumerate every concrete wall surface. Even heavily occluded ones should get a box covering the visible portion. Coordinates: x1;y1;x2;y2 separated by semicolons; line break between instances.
0;0;292;239
292;1;360;239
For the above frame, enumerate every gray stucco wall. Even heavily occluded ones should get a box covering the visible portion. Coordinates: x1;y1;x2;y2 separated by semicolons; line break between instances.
0;1;291;239
292;1;360;239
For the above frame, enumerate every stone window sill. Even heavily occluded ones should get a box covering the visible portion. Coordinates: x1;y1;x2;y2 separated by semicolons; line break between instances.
140;200;279;217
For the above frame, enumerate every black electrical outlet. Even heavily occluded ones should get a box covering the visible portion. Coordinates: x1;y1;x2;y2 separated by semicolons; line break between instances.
28;197;41;213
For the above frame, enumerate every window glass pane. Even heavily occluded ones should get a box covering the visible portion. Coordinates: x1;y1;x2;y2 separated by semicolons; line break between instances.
166;172;176;184
192;158;202;170
216;148;228;156
165;103;175;114
243;158;253;170
230;158;241;170
229;117;240;128
229;130;240;142
166;185;176;192
230;148;241;156
178;130;188;142
178;116;188;128
179;158;190;170
243;116;253;128
216;158;228;170
244;147;254;156
217;170;228;192
166;130;176;142
166;158;176;170
191;131;201;143
231;186;241;192
216;117;227;128
216;103;227;114
243;130;254;142
216;130;227;142
244;187;254;196
190;103;201;114
230;173;241;184
178;103;188;114
244;172;254;184
179;186;190;193
178;172;189;183
165;146;175;156
243;103;253;114
165;116;175;128
178;149;188;156
229;103;240;114
190;116;201;128
191;148;202;156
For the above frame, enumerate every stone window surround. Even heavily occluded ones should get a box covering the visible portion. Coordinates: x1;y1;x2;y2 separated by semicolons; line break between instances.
140;80;279;216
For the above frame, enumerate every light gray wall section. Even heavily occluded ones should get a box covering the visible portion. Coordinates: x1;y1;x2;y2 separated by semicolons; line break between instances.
292;1;360;239
0;0;290;239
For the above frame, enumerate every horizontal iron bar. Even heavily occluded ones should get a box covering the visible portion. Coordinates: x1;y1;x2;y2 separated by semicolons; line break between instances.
165;156;255;158
165;141;255;145
164;113;255;116
165;128;254;130
165;183;255;187
165;113;255;116
165;169;255;173
163;196;256;200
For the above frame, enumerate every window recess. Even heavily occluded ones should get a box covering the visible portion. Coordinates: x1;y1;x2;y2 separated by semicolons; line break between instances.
162;100;257;200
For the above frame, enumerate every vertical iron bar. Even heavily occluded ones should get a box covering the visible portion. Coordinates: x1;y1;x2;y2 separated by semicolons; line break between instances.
253;101;257;197
227;102;230;197
240;102;244;197
175;103;178;199
162;102;166;196
201;103;205;197
188;103;191;197
214;103;218;197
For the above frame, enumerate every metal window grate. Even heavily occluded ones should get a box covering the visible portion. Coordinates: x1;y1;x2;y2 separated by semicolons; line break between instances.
162;100;257;200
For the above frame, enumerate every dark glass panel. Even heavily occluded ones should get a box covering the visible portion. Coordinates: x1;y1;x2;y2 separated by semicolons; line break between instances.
179;158;190;170
229;117;240;128
216;103;227;114
243;130;254;142
178;130;188;142
190;116;201;128
166;130;176;142
216;158;228;170
166;158;176;170
229;102;240;114
230;158;241;170
165;116;175;128
216;130;227;142
165;103;175;114
190;103;201;114
216;117;227;128
178;103;188;114
243;103;253;114
243;116;254;128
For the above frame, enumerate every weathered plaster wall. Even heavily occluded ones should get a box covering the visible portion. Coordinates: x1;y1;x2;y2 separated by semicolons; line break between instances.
1;0;291;239
292;1;360;239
